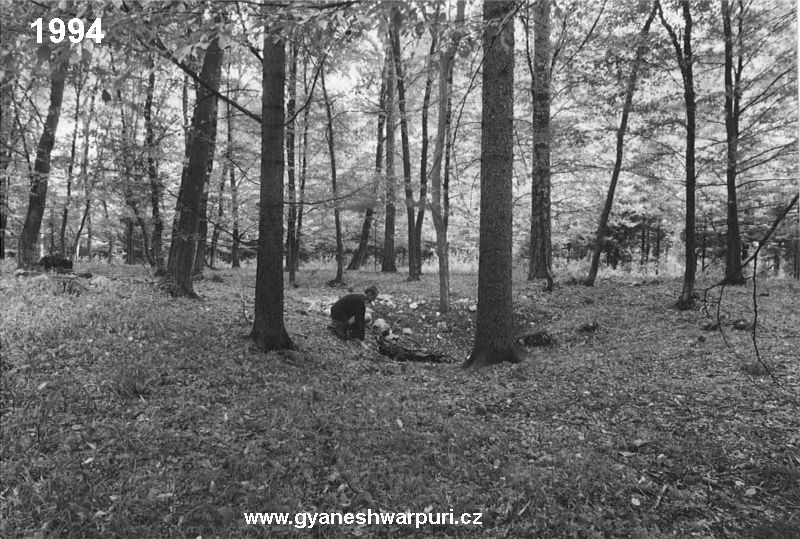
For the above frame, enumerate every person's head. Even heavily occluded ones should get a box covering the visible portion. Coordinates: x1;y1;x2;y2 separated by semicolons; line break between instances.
364;286;378;302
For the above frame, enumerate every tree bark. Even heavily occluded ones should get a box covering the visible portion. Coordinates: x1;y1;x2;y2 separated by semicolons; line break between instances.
18;51;69;268
585;2;657;286
382;38;398;273
465;0;521;369
60;68;84;256
429;0;465;313
230;154;240;268
658;0;697;309
389;8;419;281
286;40;299;284
163;37;223;296
251;32;293;352
209;160;226;268
527;0;553;287
144;68;165;272
0;17;10;259
721;0;745;284
414;30;438;274
320;62;344;284
224;77;240;269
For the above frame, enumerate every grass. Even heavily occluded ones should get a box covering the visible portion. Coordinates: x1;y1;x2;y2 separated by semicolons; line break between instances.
1;260;798;538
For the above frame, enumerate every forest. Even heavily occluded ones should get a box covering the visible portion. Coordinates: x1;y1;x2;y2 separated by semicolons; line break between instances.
1;0;799;537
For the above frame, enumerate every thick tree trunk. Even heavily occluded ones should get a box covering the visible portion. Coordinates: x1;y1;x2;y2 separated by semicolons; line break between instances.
320;63;344;284
465;0;520;369
286;41;299;284
144;68;165;272
163;37;223;296
390;8;419;281
18;52;69;268
721;0;745;284
382;39;397;273
349;53;388;271
251;32;293;352
585;2;657;286
527;0;553;287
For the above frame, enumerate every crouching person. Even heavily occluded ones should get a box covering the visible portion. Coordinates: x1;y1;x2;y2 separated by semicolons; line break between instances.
330;286;378;340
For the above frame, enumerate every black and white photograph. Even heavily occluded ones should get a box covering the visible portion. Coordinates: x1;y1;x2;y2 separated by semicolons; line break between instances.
1;0;798;536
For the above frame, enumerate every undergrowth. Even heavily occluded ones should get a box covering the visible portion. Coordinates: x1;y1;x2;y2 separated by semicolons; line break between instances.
1;261;798;538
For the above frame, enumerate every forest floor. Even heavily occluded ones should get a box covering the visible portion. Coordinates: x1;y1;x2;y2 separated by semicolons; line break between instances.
1;261;798;538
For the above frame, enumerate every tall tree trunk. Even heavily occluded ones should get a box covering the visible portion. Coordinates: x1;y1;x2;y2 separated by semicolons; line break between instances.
465;0;520;369
320;62;345;284
194;106;219;276
414;30;438;275
209;161;226;268
286;40;299;284
659;0;697;309
585;2;657;286
144;68;165;272
251;32;293;352
229;156;240;268
60;68;84;256
71;81;97;258
163;37;223;296
430;0;465;312
349;51;388;270
18;51;69;268
389;8;419;280
382;38;398;273
293;54;311;274
224;77;240;269
0;17;10;260
721;0;745;284
527;0;553;287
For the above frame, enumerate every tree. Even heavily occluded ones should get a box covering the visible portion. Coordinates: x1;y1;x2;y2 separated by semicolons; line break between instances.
584;2;658;286
1;17;15;259
320;58;345;285
389;7;419;281
658;0;698;309
381;37;398;273
348;53;387;271
465;0;521;369
162;36;223;296
527;0;554;288
286;39;299;284
720;0;745;284
144;67;165;272
59;65;87;257
250;33;293;352
429;0;465;313
413;26;439;276
17;48;69;268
